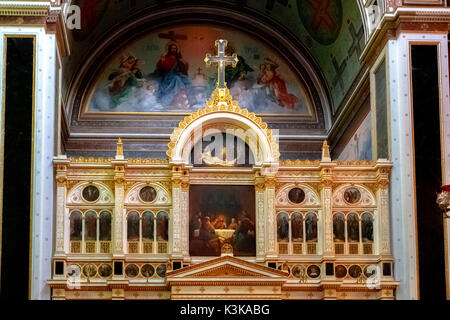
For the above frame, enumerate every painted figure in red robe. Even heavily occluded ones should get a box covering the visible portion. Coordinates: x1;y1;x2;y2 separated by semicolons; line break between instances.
258;58;299;110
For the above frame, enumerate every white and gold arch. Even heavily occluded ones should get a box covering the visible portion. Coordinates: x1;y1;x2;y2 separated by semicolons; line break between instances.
125;182;171;206
167;88;280;167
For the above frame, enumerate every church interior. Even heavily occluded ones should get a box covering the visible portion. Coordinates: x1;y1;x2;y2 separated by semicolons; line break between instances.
0;0;450;301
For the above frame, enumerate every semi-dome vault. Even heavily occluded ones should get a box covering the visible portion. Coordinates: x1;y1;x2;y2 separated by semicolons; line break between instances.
61;0;368;161
167;89;280;166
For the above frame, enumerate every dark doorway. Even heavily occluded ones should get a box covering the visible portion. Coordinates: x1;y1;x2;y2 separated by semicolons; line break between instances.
411;45;446;300
0;37;34;300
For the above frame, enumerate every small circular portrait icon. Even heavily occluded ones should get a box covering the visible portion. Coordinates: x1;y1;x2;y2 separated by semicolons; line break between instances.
344;187;361;204
292;264;306;279
288;188;306;204
364;265;377;278
82;185;100;202
156;264;167;278
67;265;81;278
348;265;363;279
139;186;157;203
278;262;291;275
125;264;140;278
141;264;155;278
98;264;112;278
335;265;347;279
82;264;97;278
307;265;321;279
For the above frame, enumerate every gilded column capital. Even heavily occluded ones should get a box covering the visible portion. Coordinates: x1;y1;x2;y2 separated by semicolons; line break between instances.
55;162;68;186
114;165;126;185
264;177;276;189
319;178;333;190
172;178;182;188
319;166;334;190
376;167;391;190
375;179;390;190
255;182;265;192
56;175;67;186
181;182;190;192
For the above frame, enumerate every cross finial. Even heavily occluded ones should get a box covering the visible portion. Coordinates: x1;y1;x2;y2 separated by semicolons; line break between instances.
205;40;239;96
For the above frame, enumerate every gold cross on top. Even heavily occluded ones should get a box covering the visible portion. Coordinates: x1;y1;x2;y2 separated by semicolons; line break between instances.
204;40;239;93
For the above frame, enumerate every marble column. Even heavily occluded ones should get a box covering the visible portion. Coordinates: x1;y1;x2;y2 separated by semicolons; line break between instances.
255;177;266;262
171;165;183;260
180;181;190;258
376;161;392;257
265;176;277;259
54;158;69;255
320;166;334;258
112;161;127;256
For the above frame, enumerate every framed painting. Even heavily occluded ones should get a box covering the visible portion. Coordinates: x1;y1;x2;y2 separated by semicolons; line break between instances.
189;185;256;257
84;25;313;116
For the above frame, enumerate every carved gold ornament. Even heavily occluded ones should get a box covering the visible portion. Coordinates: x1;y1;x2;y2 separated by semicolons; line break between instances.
166;88;280;162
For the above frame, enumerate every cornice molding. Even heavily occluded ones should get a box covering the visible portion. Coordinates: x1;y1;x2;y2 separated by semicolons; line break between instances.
0;1;50;16
362;7;450;64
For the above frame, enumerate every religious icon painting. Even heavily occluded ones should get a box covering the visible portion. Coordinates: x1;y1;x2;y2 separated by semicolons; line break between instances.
344;187;362;204
291;213;303;241
335;265;347;279
156;264;167;278
82;185;100;202
86;25;312;115
288;187;306;204
347;213;360;242
277;213;290;242
190;133;254;168
141;264;155;278
125;264;140;278
98;264;112;278
348;265;363;279
83;264;97;278
364;265;377;278
139;186;157;203
292;265;306;279
307;265;321;279
333;213;345;242
67;265;81;278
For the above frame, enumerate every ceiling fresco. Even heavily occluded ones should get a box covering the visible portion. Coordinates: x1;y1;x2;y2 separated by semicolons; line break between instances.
85;24;313;116
64;0;365;117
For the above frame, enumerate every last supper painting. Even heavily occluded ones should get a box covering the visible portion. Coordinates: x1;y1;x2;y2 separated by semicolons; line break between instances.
86;24;312;115
189;185;256;257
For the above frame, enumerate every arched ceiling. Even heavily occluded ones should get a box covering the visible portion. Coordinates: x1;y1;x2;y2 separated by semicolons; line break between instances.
61;0;367;160
64;0;366;117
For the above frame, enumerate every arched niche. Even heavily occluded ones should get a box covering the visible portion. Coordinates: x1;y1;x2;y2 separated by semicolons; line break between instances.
167;97;280;167
276;183;320;207
67;7;332;134
332;184;376;207
125;182;172;206
67;182;114;205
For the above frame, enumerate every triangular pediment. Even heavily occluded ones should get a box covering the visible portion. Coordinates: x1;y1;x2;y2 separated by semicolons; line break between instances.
166;256;288;279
